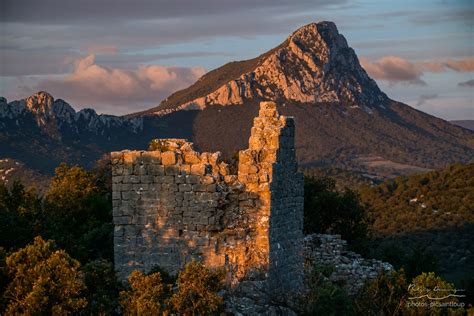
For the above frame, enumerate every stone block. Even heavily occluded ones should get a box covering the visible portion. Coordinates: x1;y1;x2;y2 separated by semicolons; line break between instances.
144;151;162;163
239;163;258;174
209;152;222;165
206;184;216;192
140;175;153;183
123;151;138;164
248;135;265;150
112;191;121;200
179;183;192;192
164;165;179;175
184;151;201;164
186;175;200;184
201;176;215;184
175;175;185;184
238;150;254;164
180;164;191;174
162;183;178;192
162;151;177;165
149;164;164;175
191;163;211;175
113;216;131;225
161;176;174;184
193;184;207;192
200;152;210;163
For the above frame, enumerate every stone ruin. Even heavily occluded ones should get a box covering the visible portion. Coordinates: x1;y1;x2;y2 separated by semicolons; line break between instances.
111;101;304;300
111;101;392;311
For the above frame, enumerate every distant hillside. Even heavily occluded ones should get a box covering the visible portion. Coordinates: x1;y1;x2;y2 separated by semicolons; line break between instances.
131;22;474;173
360;163;473;235
0;158;50;192
359;163;474;282
451;120;474;131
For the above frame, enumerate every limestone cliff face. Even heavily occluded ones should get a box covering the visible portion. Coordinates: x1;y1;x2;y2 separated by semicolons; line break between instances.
153;22;387;115
1;91;144;135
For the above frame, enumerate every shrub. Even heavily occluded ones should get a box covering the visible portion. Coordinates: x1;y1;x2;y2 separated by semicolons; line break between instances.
119;270;170;315
303;264;355;316
0;181;41;251
405;272;465;315
83;259;121;315
304;176;368;249
2;236;87;315
170;261;224;315
355;269;408;315
43;164;113;263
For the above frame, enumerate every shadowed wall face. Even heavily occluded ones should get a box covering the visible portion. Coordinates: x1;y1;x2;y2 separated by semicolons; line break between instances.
111;102;304;294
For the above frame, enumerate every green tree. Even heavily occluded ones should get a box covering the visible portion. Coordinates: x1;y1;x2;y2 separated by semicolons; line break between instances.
82;259;121;315
304;176;368;249
119;270;170;315
2;236;87;315
304;264;355;316
0;181;41;251
43;164;113;263
0;247;8;311
404;246;438;280
405;272;465;315
170;261;224;315
355;269;408;315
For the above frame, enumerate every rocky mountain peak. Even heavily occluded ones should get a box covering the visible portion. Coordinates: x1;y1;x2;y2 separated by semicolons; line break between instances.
1;91;144;137
25;91;54;115
148;21;387;116
287;22;348;60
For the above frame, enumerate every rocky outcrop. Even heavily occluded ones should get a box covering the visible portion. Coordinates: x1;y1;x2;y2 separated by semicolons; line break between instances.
0;92;144;134
151;21;387;116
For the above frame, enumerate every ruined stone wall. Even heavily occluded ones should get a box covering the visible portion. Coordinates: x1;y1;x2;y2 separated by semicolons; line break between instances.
111;102;304;289
239;102;304;298
303;234;393;295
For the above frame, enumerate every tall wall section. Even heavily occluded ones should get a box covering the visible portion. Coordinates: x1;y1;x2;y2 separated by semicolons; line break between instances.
238;102;304;297
111;102;304;294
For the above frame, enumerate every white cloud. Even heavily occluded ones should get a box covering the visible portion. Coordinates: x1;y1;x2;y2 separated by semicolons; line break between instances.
20;55;206;114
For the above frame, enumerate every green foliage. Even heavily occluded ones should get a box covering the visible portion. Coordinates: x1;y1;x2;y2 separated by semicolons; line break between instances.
303;264;355;316
148;264;177;288
360;163;474;286
405;272;465;315
356;270;467;315
0;181;42;250
120;262;224;315
304;167;378;190
119;270;169;315
355;269;409;315
2;236;87;315
372;244;438;281
0;247;7;311
170;261;224;315
304;176;368;249
82;259;120;315
43;163;113;263
404;246;438;281
0;164;114;314
360;163;474;237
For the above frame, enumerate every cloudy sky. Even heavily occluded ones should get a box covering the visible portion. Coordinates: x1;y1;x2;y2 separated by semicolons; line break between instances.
1;0;473;119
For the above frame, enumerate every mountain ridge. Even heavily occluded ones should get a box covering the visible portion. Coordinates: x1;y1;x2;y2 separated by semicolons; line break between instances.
1;21;473;178
132;21;388;117
451;120;474;131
